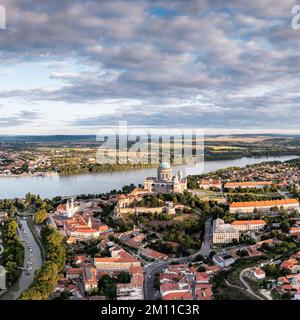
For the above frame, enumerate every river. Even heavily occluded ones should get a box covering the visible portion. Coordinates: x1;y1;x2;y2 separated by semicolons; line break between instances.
0;218;43;300
0;155;298;199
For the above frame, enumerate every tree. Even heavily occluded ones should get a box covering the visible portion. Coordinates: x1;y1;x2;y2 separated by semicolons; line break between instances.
117;271;131;283
263;264;279;277
237;249;249;257
98;275;117;299
34;209;49;224
197;265;206;272
20;227;67;300
281;221;290;233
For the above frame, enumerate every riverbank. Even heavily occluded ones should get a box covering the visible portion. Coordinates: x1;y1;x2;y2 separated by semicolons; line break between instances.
0;155;297;199
0;172;58;178
0;153;299;179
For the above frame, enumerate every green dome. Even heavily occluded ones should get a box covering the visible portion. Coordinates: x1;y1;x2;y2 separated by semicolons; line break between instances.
158;162;171;169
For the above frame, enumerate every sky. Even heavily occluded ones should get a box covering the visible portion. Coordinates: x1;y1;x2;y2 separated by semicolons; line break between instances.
0;0;300;135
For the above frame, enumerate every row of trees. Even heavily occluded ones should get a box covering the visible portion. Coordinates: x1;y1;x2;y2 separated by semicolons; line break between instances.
57;162;156;176
227;193;283;203
1;219;25;285
20;226;66;300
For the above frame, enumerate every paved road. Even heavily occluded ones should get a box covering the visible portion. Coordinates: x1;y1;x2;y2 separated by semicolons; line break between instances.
0;217;43;300
199;216;213;258
277;189;289;199
239;268;264;300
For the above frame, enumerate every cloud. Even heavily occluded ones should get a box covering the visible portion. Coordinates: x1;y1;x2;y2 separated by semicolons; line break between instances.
0;110;41;127
0;0;299;132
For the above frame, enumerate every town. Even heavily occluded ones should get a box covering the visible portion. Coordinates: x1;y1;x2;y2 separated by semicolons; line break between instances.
1;135;300;176
1;159;300;300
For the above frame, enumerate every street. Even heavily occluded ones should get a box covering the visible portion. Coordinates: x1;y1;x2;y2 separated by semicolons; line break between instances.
0;217;43;300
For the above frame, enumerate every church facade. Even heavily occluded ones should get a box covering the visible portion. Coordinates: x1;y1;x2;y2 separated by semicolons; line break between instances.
144;162;187;194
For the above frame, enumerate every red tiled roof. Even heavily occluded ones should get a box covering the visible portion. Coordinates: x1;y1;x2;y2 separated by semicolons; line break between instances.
254;268;265;275
225;181;272;187
73;228;99;233
94;249;139;264
195;272;210;283
141;248;168;259
162;291;193;300
231;220;266;225
66;268;83;275
230;199;299;208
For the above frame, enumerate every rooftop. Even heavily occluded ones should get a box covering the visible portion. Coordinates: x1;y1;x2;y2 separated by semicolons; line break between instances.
231;219;266;225
230;199;299;208
225;181;272;187
158;162;171;169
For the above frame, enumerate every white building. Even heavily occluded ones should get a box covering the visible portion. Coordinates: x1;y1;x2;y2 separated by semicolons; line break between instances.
144;162;187;194
212;254;236;268
0;265;6;290
212;218;239;244
56;198;93;218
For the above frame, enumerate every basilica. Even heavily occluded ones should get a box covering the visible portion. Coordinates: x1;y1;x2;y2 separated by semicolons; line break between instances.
144;162;187;194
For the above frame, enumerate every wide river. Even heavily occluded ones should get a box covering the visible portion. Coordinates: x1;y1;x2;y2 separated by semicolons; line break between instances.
0;155;298;199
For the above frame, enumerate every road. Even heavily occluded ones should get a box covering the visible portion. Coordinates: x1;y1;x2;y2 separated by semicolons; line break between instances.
199;216;213;258
0;217;43;300
277;189;289;199
239;268;264;300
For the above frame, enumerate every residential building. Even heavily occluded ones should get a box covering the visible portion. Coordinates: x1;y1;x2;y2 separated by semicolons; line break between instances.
280;259;300;274
195;272;210;284
65;268;83;279
253;268;266;280
213;253;236;268
140;248;168;261
82;267;98;292
195;284;213;300
160;282;191;298
162;291;193;300
290;227;300;237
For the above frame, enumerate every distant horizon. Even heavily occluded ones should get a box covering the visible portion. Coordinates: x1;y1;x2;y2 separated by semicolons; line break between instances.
0;131;300;138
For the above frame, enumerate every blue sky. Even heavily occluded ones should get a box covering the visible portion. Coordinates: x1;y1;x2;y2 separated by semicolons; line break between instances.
0;0;300;135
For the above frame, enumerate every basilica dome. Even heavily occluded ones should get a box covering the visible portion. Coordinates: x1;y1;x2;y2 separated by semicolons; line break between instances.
158;162;171;170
